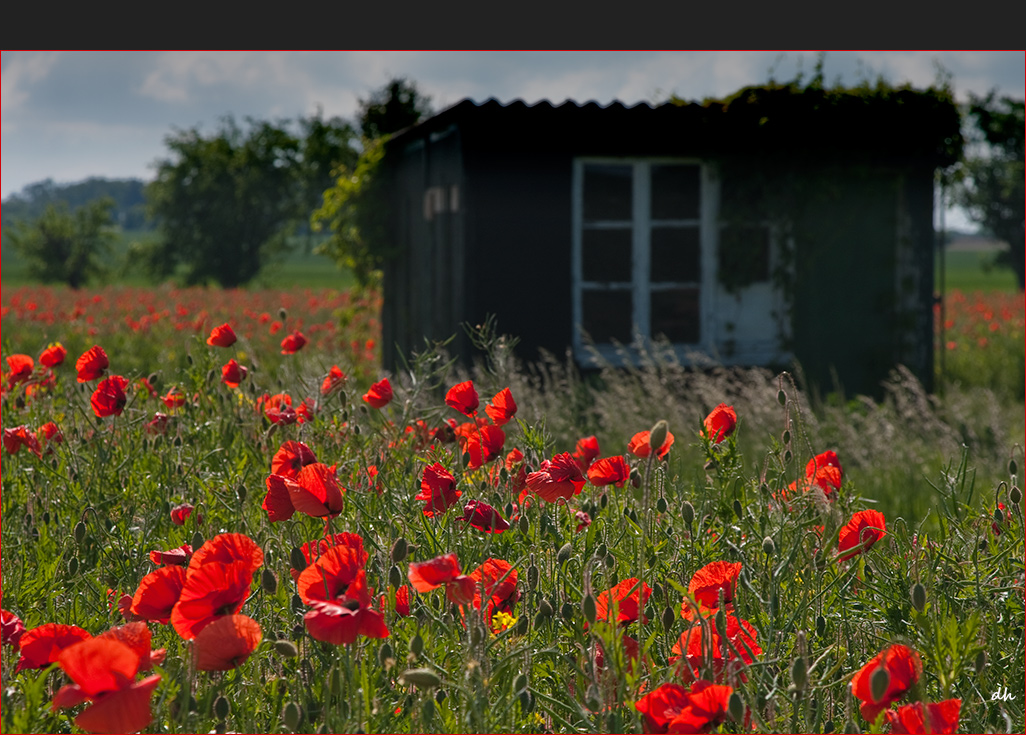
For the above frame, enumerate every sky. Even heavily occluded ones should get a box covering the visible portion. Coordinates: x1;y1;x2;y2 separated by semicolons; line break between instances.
2;51;1023;229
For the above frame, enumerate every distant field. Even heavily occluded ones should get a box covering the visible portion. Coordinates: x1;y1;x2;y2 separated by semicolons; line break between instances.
939;247;1019;293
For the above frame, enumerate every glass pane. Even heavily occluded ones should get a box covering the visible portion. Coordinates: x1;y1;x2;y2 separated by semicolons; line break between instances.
651;164;700;220
582;290;633;344
582;228;632;282
651;288;700;344
719;225;771;288
583;164;632;221
650;227;700;283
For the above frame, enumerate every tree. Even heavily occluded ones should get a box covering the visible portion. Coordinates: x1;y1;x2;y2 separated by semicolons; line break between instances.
311;78;433;286
357;76;432;139
952;92;1025;289
7;198;116;289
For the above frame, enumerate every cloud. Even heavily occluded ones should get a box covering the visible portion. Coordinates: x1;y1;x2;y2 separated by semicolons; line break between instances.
1;52;61;120
138;52;309;107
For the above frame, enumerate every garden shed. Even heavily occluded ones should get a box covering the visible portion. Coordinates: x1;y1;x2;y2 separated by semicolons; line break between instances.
375;83;962;397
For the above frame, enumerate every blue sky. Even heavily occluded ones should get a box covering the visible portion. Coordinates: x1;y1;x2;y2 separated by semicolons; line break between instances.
2;51;1023;228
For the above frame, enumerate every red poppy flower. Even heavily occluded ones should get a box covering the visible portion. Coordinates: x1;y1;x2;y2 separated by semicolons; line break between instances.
193;614;262;670
15;622;92;672
851;643;923;723
635;681;692;733
3;425;41;457
573;435;601;471
363;377;393;408
455;421;506;469
161;388;186;409
407;553;476;605
91;375;129;417
259;392;297;424
416;462;461;517
485;387;517;425
76;345;109;382
303;569;389;645
445;380;479;416
148;544;193;567
39;343;67;368
885;699;961;734
37;421;62;448
271;440;318;479
670;614;762;683
467;558;519;629
296;538;369;605
52;637;161;734
688;561;743;608
171;561;253;640
145;413;170;435
838;510;887;562
526;452;586;503
263;463;345;521
459;500;510;533
575;510;592;533
1;609;26;648
221;359;247;388
97;622;166;671
594;578;651;626
169;503;194;526
280;330;308;354
188;532;264;577
395;586;411;617
628;430;675;460
587;455;630;487
321;365;346;395
206;323;237;347
703;403;737;444
130;565;187;624
5;354;34;384
289;532;366;580
806;450;841;477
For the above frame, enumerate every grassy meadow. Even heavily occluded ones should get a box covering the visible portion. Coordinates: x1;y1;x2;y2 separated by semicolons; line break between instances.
0;238;1023;734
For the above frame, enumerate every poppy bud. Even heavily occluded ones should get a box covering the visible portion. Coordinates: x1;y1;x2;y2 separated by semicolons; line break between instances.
74;520;87;545
518;516;529;534
974;649;987;674
910;582;927;612
791;656;808;690
656;496;668;513
733;499;743;519
994;506;1005;525
816;614;826;638
504;502;514;517
604;553;616;569
560;602;575;620
763;536;776;556
537;598;554;620
389;565;402;589
585;683;602;712
728;692;745;722
378;642;393;665
596;543;607;558
410;633;424;657
527;564;539;589
557;543;572;566
515;615;529;636
648;420;669;455
261;568;278;594
68;556;79;576
274;640;299;658
661;606;675;631
213;695;230;721
682;501;695;526
519;689;534;712
278;307;288;322
629;468;642;488
513;673;528;694
782;429;790;445
600;492;608;509
422;697;435;722
291;593;304;612
401;668;441;688
783;449;792;464
777;389;787;406
237;484;247;503
582;593;597;623
1011;485;1022;505
842;718;859;733
283;701;302;731
290;546;307;572
191;531;204;550
1010;459;1018;477
391;537;408;563
870;666;890;704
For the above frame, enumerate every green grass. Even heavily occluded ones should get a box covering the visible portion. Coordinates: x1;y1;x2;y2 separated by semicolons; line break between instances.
940;248;1020;293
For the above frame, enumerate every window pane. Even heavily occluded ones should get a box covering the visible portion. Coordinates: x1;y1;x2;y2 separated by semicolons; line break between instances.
719;225;771;288
650;227;700;283
651;164;700;220
582;290;633;344
651;288;700;343
583;164;632;221
582;228;632;282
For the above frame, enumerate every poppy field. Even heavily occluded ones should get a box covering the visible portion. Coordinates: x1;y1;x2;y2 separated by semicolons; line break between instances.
1;284;1024;734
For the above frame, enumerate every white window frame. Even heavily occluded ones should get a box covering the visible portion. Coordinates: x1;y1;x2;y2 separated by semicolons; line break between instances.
571;157;719;366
